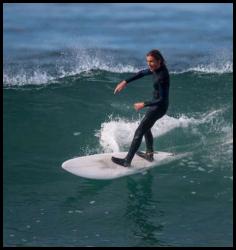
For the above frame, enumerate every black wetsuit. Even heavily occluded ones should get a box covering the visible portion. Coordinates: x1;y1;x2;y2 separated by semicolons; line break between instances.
112;64;170;167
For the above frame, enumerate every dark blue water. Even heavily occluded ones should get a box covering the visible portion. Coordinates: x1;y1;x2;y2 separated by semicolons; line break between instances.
3;3;233;247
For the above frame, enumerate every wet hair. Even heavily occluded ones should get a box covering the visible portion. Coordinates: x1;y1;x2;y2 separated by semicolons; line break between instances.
146;49;166;66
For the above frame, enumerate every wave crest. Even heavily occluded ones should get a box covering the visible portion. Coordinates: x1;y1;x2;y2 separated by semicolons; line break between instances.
3;48;232;87
172;61;232;74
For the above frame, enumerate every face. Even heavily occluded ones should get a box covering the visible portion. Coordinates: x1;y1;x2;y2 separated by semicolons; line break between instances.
146;55;161;72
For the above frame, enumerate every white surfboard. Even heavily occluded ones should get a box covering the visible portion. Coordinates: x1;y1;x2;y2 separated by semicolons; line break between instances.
62;151;181;180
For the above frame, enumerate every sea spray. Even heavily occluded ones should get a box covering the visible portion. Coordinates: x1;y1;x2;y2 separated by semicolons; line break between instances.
3;47;232;87
95;109;230;153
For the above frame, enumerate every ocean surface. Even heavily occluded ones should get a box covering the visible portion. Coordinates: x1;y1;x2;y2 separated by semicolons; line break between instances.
3;3;233;247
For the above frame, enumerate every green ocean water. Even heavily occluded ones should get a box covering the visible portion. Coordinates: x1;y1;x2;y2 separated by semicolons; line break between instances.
3;70;233;246
4;3;233;247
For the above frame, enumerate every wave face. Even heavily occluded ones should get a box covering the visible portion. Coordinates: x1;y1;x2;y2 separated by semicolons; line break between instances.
4;65;232;168
3;66;233;247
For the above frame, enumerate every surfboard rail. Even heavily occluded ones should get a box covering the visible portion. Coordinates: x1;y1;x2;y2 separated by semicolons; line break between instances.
61;151;186;180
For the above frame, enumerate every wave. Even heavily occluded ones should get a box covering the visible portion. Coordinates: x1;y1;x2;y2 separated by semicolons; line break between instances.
95;109;232;153
3;48;233;87
3;70;55;87
172;61;232;74
3;64;232;88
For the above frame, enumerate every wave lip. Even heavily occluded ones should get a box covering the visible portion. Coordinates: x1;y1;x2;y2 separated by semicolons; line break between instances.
4;61;232;88
171;61;232;74
3;70;55;87
3;47;233;87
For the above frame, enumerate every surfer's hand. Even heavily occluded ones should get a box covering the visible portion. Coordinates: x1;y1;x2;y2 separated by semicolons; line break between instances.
134;102;145;111
114;80;127;94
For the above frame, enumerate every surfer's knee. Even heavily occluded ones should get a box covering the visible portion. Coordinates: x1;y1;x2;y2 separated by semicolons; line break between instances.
134;128;144;140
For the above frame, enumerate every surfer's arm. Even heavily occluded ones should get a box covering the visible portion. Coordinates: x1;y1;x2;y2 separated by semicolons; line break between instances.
114;69;151;94
125;69;152;84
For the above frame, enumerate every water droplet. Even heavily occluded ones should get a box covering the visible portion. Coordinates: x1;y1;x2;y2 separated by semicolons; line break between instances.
75;210;83;213
73;132;81;136
198;167;205;172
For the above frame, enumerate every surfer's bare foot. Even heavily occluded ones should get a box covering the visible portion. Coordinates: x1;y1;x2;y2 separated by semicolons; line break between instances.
111;157;130;167
136;151;154;162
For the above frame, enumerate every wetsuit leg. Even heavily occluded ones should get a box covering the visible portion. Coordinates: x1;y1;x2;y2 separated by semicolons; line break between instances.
125;107;166;164
144;129;153;153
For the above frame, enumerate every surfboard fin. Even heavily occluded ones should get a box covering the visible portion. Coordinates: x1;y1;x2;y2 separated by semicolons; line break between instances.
136;151;154;162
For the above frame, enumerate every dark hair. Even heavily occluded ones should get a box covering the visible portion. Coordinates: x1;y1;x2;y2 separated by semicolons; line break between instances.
146;49;166;66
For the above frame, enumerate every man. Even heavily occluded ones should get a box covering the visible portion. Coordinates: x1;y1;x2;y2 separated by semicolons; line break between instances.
111;49;170;167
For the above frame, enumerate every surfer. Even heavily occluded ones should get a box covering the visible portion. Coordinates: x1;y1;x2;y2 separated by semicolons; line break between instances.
111;49;170;167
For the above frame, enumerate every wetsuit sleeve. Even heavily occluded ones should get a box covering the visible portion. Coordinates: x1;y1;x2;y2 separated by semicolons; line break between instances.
144;78;168;107
125;69;152;84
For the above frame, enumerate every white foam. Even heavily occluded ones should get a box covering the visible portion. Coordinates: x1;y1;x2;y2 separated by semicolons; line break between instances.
95;116;138;152
4;50;232;87
172;61;232;74
96;109;229;153
187;62;232;74
222;139;233;145
4;45;232;88
197;167;206;172
73;132;81;136
51;47;234;76
172;49;233;74
3;50;140;87
96;114;198;153
57;48;140;78
3;69;55;87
